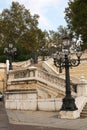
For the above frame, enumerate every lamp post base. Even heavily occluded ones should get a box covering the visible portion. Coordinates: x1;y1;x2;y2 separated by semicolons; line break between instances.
60;96;78;111
9;62;13;70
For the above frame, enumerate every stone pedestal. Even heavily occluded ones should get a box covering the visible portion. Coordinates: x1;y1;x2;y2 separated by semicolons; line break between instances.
77;76;87;96
59;110;79;119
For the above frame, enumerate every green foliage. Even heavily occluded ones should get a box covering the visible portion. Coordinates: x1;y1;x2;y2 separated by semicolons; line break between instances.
65;0;87;49
0;47;7;62
44;26;70;54
0;2;45;62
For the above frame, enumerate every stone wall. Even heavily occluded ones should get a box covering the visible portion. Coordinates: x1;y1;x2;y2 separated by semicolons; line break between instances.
5;90;87;119
5;90;38;110
5;90;62;111
0;63;6;92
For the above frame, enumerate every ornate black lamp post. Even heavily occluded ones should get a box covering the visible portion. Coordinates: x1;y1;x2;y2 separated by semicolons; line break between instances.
4;44;17;70
53;36;82;111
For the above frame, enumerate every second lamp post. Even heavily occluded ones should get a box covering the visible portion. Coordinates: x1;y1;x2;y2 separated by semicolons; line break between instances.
4;44;17;70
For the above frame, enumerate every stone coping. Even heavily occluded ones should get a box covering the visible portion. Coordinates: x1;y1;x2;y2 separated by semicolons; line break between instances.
8;66;37;73
5;89;37;94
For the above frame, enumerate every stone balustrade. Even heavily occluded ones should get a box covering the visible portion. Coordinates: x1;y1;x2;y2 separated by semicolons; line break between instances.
37;69;65;89
8;67;65;89
7;66;76;94
8;67;37;81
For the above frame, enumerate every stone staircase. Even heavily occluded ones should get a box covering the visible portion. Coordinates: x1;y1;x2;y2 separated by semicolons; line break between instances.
80;103;87;118
70;63;87;81
43;57;87;83
7;66;77;99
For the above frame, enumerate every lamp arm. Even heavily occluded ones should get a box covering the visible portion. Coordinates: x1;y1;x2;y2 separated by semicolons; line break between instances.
54;59;60;67
54;58;64;67
70;58;80;67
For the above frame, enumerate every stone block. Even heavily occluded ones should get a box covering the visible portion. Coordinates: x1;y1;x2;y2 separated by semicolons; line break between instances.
55;98;62;110
27;93;37;99
38;99;55;111
5;100;17;109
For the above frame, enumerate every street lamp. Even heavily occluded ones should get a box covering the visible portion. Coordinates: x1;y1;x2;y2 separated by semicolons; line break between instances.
40;47;48;61
4;43;17;70
53;36;82;111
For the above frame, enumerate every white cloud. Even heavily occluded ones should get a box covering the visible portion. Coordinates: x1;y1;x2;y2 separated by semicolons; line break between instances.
26;0;64;30
2;0;68;30
27;0;60;12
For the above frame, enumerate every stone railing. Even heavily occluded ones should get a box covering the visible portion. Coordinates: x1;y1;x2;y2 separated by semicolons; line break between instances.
13;59;31;68
8;67;37;81
42;58;59;76
37;69;65;89
8;67;76;93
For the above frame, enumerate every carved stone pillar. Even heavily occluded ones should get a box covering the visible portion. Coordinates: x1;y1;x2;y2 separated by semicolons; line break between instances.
77;76;87;96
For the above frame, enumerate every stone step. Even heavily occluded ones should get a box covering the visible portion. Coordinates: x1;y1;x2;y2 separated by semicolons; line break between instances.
82;107;87;110
82;108;87;112
80;103;87;118
84;106;87;108
82;106;87;109
80;114;87;118
81;111;87;114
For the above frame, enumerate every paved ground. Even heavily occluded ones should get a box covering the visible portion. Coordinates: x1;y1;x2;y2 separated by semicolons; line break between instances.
7;109;87;130
10;124;72;130
0;102;9;130
1;102;87;130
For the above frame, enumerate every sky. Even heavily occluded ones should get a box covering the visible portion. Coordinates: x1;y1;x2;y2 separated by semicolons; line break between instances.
0;0;69;31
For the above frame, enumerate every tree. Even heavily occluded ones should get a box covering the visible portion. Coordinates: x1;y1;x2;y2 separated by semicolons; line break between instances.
45;26;70;55
0;2;45;61
65;0;87;50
